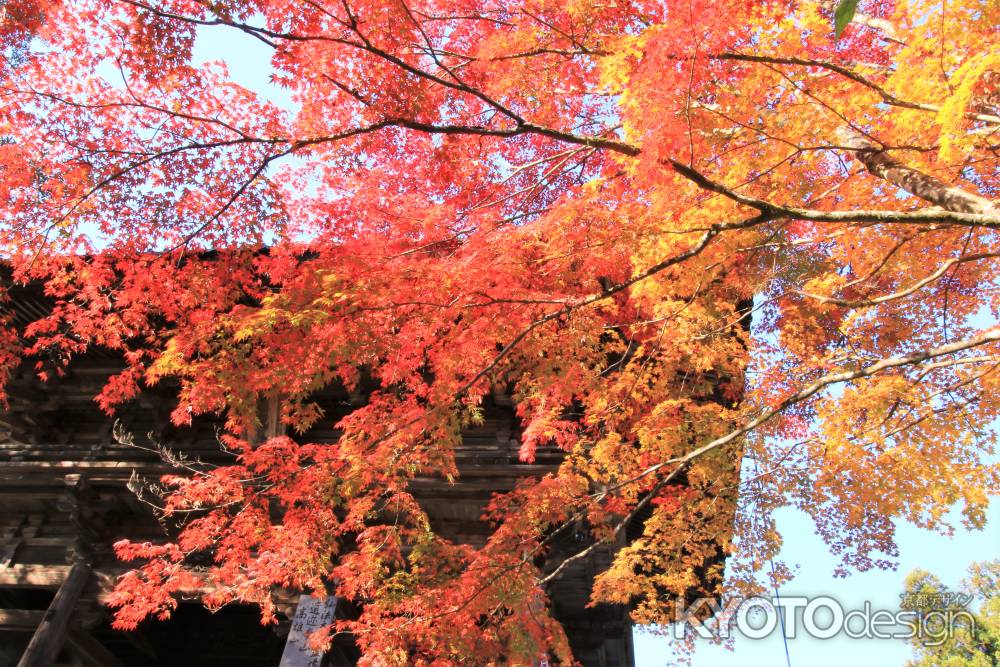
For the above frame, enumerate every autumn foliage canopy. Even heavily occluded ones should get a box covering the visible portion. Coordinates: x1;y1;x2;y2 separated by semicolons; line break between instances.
0;0;998;663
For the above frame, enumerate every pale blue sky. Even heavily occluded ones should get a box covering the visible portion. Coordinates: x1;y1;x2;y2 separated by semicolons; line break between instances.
185;25;999;667
635;503;1000;667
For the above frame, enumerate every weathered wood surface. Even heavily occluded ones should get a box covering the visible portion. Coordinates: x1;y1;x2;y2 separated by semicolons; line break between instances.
0;609;45;629
16;561;91;667
0;563;72;588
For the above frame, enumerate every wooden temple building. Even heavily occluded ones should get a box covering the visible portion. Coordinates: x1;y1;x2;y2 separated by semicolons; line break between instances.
0;278;742;667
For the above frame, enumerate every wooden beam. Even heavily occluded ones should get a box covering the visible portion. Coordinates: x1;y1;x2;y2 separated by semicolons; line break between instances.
0;564;71;588
0;461;147;471
17;562;90;667
0;609;45;629
67;627;126;667
0;515;27;567
23;536;76;548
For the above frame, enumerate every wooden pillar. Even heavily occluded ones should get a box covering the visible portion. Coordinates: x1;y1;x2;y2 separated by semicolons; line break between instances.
251;395;285;445
17;561;91;667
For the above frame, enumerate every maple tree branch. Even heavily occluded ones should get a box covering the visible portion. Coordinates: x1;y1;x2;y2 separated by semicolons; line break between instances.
837;128;999;216
465;147;595;213
43;0;999;261
115;0;280;47
488;47;608;61
419;196;989;449
667;160;1000;227
397;0;491;104
113;0;640;156
763;62;882;147
539;329;1000;584
742;358;997;493
520;9;597;55
0;82;254;140
81;2;1000;248
535;348;997;592
839;233;920;289
345;0;524;123
410;9;514;25
452;212;772;398
515;121;639;155
39;137;277;238
717;53;1000;125
798;252;1000;308
159;157;276;254
637;330;999;487
118;0;529;124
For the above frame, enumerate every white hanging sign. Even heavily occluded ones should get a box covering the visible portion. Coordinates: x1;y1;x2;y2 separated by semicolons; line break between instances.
279;594;339;667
